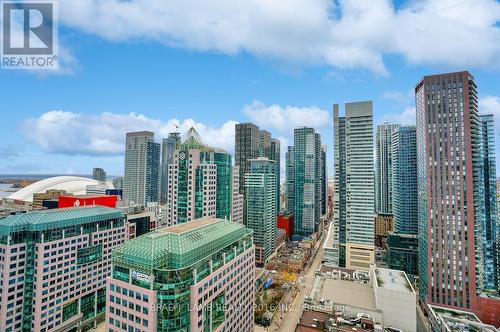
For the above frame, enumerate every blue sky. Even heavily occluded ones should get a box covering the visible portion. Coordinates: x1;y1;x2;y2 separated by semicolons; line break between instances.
1;0;500;176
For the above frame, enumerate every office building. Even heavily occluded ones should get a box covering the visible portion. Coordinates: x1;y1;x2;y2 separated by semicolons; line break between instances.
235;123;280;223
385;233;419;277
245;157;277;265
290;127;324;237
33;189;67;209
123;131;161;206
164;127;232;226
160;132;180;205
112;177;123;190
105;217;255;332
416;71;499;324
479;114;498;292
333;101;375;270
231;166;244;224
92;167;106;182
375;124;399;215
0;206;127;332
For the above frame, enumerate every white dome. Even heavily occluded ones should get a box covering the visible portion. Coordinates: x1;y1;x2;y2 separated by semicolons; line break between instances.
7;176;114;202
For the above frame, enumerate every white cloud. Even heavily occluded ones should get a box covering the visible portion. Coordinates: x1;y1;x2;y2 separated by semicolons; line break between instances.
22;111;237;156
381;106;416;125
56;0;500;74
242;100;330;133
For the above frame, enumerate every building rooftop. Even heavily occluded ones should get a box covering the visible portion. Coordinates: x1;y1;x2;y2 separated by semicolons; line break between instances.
374;267;414;293
325;279;377;311
0;205;124;234
428;305;498;332
112;218;252;272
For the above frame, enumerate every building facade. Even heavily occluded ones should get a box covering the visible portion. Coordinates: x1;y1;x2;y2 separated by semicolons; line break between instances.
123;131;161;207
160;132;180;205
105;217;255;332
0;206;127;332
285;146;295;214
416;71;500;323
164;128;232;226
245;157;277;265
375;123;399;215
235;123;280;224
479;114;498;292
92;168;106;182
231;166;244;224
291;127;324;237
333;101;375;270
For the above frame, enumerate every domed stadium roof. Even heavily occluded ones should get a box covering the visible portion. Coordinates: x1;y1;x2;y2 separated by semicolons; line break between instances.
7;176;114;202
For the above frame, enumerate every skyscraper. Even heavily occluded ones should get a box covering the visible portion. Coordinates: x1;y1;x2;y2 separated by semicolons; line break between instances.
392;125;418;235
231;166;244;224
245;157;277;265
160;132;180;204
333;101;375;270
164;127;232;226
479;114;498;293
0;206;127;332
416;71;500;322
291;127;323;237
321;145;328;216
375;123;400;214
123;131;161;206
106;217;255;332
92;167;106;182
386;125;419;277
285;146;294;213
235;123;280;223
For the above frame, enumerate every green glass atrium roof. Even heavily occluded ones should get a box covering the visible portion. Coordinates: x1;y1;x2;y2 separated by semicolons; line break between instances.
0;206;124;235
112;217;252;272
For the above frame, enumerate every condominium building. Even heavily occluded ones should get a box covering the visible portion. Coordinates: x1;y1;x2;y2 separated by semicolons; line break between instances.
160;132;180;205
285;146;294;214
416;71;500;324
290;127;324;237
333;101;375;270
105;217;255;332
245;157;277;265
123;131;161;206
479;114;498;292
392;125;418;235
164;128;232;226
92;167;106;182
0;206;127;332
231;166;244;224
235;123;280;224
375;123;399;215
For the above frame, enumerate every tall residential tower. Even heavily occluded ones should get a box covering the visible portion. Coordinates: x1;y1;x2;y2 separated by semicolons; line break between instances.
333;101;375;270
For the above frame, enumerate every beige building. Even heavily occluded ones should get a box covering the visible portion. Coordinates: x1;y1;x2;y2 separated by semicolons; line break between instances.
375;213;394;237
32;189;68;209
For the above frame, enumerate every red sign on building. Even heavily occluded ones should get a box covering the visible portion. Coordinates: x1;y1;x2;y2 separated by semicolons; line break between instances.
58;195;118;209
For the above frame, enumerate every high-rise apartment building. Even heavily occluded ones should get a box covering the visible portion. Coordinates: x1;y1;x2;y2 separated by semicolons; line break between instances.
479;114;498;293
285;146;294;213
92;167;106;182
245;157;277;265
160;132;180;205
375;123;400;214
106;217;255;332
321;145;328;216
123;131;160;206
392;126;418;235
0;206;127;332
290;127;324;237
164;128;232;226
231;166;244;224
235;123;280;223
416;71;499;324
333;101;375;270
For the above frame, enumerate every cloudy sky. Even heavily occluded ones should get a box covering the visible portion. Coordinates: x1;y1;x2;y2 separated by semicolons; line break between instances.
1;0;500;176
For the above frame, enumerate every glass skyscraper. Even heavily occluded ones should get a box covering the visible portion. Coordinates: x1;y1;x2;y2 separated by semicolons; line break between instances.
375;123;400;215
245;157;277;265
164;128;232;226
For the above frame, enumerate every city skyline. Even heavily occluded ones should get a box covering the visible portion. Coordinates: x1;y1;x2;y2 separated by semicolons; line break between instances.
2;2;500;176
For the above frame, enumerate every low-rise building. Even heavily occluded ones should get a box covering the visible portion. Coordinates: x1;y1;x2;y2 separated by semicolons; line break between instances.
428;304;498;332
